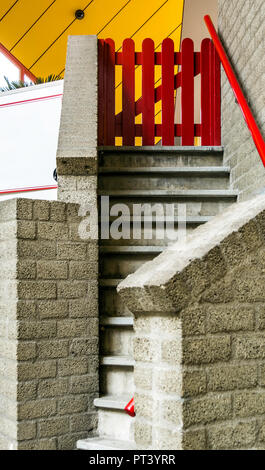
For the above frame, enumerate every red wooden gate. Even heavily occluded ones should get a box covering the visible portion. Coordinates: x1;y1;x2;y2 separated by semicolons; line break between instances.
98;37;221;147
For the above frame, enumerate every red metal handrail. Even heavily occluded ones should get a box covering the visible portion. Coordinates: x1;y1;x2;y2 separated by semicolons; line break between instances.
0;42;36;83
204;15;265;167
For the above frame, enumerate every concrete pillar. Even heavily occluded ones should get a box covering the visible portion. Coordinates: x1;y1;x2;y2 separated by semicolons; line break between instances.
56;35;98;204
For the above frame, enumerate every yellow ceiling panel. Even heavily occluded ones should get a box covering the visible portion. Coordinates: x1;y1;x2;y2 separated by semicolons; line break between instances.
0;0;18;20
28;0;184;78
30;0;129;76
11;0;91;68
0;0;54;50
114;0;184;111
131;0;184;51
0;0;184;131
98;0;168;50
30;0;169;76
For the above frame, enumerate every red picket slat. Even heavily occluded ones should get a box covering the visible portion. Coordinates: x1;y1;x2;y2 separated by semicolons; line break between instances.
98;39;105;146
104;38;115;146
98;36;221;147
209;41;215;145
181;38;194;145
213;44;221;145
122;39;135;146
201;38;211;145
162;38;175;145
142;38;155;146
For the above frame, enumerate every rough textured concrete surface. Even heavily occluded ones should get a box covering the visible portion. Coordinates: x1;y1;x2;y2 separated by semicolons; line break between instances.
0;199;98;450
56;35;98;177
218;0;265;200
118;194;265;449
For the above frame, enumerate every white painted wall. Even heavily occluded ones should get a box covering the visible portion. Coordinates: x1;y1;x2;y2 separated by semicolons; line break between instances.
0;80;64;201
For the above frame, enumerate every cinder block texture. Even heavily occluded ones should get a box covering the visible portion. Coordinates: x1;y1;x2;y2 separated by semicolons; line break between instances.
56;35;98;193
118;194;265;449
0;199;98;450
56;36;98;210
218;0;265;200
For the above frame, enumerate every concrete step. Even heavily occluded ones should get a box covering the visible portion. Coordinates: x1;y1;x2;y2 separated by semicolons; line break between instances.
94;394;131;410
99;145;224;168
100;355;134;367
99;220;210;251
100;169;230;192
102;223;229;246
99;227;195;247
100;326;133;356
99;287;131;317
103;199;235;219
100;316;134;326
99;287;132;317
100;252;156;278
77;436;137;450
100;248;165;278
100;246;166;254
100;364;134;396
99;279;122;287
100;215;213;225
99;189;238;198
99;355;134;397
100;176;230;191
99;166;230;175
98;408;134;441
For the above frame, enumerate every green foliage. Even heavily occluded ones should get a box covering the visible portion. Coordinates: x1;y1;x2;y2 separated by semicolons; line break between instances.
0;74;62;92
0;76;31;91
35;74;63;84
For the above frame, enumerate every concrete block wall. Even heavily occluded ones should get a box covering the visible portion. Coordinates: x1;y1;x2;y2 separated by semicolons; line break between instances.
133;313;183;449
0;199;98;450
218;0;265;200
118;194;265;449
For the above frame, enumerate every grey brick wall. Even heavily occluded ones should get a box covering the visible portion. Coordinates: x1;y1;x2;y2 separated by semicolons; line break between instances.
218;0;265;200
118;194;265;449
0;199;98;450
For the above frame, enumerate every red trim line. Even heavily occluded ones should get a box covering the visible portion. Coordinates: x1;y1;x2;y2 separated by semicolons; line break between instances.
0;185;58;195
0;93;63;108
204;15;265;167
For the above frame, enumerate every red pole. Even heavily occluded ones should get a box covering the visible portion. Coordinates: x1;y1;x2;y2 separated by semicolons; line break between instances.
204;15;265;167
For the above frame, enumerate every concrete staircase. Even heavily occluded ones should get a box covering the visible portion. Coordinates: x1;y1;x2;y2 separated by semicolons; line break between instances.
77;146;238;450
